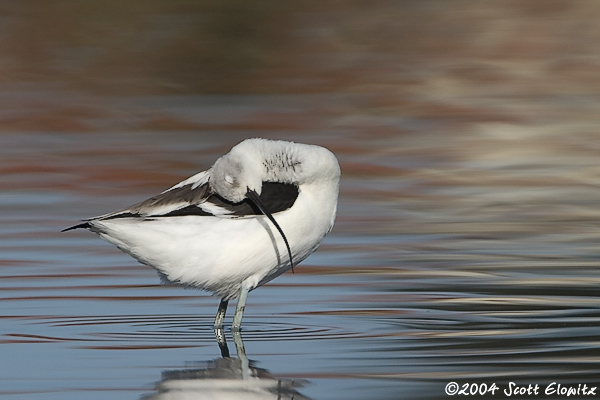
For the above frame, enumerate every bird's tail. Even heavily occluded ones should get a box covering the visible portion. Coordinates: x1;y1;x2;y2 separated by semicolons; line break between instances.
61;222;91;232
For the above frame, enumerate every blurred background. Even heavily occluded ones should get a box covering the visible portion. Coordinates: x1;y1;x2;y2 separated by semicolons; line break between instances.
3;1;600;126
2;1;600;399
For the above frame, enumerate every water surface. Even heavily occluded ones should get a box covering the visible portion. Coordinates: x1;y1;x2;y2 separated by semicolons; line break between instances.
2;106;600;399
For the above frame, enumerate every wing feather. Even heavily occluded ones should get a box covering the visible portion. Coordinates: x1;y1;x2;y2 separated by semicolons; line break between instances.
95;170;211;219
91;169;299;221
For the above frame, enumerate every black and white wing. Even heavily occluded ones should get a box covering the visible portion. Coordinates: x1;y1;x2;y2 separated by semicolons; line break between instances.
95;170;214;219
63;169;300;231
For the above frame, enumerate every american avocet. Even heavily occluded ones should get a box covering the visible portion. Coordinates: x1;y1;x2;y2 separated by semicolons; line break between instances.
64;138;340;330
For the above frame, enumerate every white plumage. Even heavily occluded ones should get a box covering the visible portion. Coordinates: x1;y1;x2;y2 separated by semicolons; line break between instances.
64;138;340;330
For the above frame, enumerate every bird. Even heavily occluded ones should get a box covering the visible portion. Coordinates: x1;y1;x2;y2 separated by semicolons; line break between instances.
63;138;340;331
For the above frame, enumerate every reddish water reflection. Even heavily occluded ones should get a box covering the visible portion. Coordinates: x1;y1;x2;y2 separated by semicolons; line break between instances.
2;2;600;399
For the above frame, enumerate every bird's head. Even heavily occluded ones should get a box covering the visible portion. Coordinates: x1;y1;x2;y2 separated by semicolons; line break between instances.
210;151;262;204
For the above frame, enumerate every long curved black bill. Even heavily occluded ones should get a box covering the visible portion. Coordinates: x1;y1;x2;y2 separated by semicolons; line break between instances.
246;188;294;272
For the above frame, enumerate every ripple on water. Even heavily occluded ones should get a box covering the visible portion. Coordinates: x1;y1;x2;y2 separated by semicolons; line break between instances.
19;314;369;348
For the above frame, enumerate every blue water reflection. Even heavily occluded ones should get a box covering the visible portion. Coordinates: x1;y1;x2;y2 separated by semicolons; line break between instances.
2;86;600;400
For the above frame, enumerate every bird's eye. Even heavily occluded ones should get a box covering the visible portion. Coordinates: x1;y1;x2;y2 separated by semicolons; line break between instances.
225;175;234;185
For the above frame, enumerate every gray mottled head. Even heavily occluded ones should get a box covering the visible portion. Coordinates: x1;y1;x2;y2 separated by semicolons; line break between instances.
209;147;263;203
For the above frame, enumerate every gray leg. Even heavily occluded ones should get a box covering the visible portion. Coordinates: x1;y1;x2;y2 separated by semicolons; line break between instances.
232;330;249;379
232;286;249;331
214;298;228;329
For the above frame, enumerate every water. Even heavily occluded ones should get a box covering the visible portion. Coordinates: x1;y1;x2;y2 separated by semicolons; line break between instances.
2;2;600;398
1;90;600;400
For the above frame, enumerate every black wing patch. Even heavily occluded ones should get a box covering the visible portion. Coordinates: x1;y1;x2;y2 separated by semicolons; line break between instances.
101;181;299;220
163;182;299;217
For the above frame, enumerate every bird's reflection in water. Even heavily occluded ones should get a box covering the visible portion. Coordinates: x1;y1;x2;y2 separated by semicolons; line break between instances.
141;329;311;400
